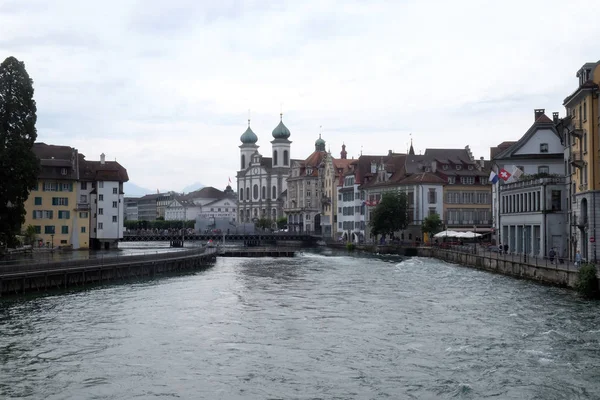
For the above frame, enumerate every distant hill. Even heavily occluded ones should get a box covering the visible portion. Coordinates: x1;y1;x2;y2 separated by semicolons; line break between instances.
124;182;154;197
182;182;205;193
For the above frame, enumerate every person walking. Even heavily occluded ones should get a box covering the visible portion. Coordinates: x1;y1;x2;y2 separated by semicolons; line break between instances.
549;248;556;265
575;250;582;268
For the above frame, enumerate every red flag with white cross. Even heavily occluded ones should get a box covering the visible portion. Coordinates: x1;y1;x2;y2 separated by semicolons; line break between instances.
498;168;511;181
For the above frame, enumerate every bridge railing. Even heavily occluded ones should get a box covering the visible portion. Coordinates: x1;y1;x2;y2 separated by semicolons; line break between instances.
0;247;211;276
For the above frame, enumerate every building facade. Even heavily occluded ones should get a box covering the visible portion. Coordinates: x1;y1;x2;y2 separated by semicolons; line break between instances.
492;109;567;257
320;145;353;238
285;136;327;233
562;60;600;263
124;197;139;221
237;115;292;224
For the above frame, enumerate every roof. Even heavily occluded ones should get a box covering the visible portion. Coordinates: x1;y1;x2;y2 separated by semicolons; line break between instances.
563;80;599;105
424;148;475;164
185;186;230;200
80;159;129;182
493;112;560;161
33;143;79;180
398;172;446;185
490;141;517;159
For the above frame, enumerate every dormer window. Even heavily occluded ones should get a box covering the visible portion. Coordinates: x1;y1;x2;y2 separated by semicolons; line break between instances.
468;165;474;171
456;165;462;171
540;143;549;153
448;177;456;184
442;164;448;171
61;168;67;175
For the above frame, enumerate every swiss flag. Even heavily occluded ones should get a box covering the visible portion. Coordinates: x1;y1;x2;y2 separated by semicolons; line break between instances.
498;168;511;181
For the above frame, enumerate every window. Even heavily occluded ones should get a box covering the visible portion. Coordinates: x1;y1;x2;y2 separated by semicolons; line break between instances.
245;187;249;200
81;226;86;233
61;226;69;234
60;168;67;175
99;208;104;215
283;150;289;165
34;197;42;205
540;143;549;153
99;182;104;188
428;189;436;204
273;150;278;165
442;164;448;170
583;132;588;152
447;177;456;184
272;185;277;199
262;186;266;199
43;210;53;219
460;176;475;185
81;182;87;190
112;201;117;208
60;183;72;191
98;222;103;230
100;194;105;202
456;165;462;170
44;226;55;234
113;187;118;194
239;191;243;201
538;166;550;175
468;165;474;170
112;216;118;222
253;184;259;199
32;182;39;191
79;212;88;218
44;182;58;191
429;207;437;216
52;197;69;206
58;210;70;219
306;191;311;198
32;225;41;234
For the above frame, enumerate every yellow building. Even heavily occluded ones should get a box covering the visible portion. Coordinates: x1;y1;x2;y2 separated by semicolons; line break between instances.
23;143;89;249
563;60;600;261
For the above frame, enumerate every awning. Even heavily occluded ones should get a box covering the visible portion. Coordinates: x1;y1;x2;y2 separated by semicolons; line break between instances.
450;227;493;233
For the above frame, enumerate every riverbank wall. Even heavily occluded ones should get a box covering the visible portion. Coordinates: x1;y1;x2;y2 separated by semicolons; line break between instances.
0;248;217;297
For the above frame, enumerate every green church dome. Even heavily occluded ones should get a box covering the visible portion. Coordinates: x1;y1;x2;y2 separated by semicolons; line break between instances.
240;122;258;144
272;114;291;139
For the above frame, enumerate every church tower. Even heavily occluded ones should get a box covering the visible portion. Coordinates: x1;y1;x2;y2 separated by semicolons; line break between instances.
239;119;258;171
271;113;291;169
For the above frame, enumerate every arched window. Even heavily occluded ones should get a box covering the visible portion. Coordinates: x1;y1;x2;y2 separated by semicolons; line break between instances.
253;184;259;199
272;185;277;199
239;190;243;201
273;150;278;166
262;186;266;199
245;187;249;201
241;154;245;169
283;150;289;166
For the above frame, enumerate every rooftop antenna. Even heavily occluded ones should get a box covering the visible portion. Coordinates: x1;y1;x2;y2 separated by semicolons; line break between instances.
360;145;363;156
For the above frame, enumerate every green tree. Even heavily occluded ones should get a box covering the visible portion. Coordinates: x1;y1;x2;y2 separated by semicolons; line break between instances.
369;191;409;239
421;213;443;238
0;57;40;248
255;218;272;231
22;224;37;245
276;217;287;229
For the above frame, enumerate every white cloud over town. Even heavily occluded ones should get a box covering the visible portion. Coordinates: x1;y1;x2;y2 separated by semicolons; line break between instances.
2;0;600;192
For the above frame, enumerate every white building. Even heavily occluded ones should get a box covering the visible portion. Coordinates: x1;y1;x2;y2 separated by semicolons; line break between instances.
165;186;237;223
491;109;567;257
237;115;292;224
81;153;128;250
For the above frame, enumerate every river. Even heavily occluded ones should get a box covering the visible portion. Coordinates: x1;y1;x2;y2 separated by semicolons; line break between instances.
1;251;599;399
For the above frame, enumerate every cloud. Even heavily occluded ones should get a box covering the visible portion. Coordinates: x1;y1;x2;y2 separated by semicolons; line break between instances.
1;0;600;191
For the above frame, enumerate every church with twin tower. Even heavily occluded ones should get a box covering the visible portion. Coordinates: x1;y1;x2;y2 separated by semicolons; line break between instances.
236;114;293;224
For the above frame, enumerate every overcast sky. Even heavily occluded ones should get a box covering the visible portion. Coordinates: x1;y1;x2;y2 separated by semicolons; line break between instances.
2;0;600;192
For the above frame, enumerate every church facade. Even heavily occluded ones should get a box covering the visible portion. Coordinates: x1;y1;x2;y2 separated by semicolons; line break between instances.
236;114;293;225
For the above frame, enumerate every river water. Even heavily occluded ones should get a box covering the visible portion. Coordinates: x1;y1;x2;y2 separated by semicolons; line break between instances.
1;251;599;399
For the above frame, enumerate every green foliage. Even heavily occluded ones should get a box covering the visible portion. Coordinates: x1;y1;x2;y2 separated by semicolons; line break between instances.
518;172;561;181
421;213;443;237
255;218;273;231
369;192;409;238
22;224;37;245
0;57;40;248
124;220;194;230
346;242;356;251
576;264;599;299
276;217;288;229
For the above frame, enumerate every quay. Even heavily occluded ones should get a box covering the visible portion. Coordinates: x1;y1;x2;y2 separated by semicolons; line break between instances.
0;248;217;296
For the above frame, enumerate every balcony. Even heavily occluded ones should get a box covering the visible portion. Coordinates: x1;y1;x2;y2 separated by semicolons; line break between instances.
570;152;585;169
499;176;566;192
76;202;90;210
571;120;584;138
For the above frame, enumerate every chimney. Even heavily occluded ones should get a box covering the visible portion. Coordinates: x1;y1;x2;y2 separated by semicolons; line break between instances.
534;109;545;121
100;153;105;164
479;156;485;169
552;112;559;123
431;160;437;173
340;144;347;160
388;149;393;156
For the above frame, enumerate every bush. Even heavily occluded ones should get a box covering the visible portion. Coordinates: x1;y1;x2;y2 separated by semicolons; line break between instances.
576;264;599;299
346;243;356;251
